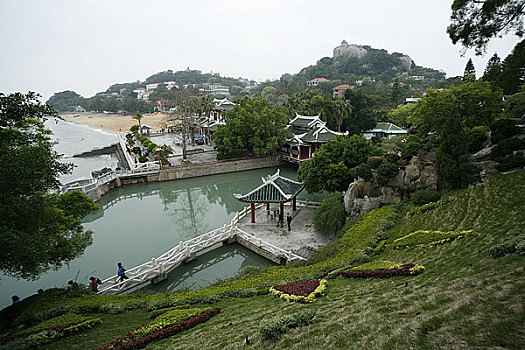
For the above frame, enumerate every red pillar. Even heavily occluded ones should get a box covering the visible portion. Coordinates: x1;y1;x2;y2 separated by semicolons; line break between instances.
266;202;270;210
251;203;255;223
292;197;297;211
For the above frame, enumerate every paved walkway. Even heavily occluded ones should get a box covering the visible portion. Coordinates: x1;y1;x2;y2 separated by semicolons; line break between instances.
237;204;328;258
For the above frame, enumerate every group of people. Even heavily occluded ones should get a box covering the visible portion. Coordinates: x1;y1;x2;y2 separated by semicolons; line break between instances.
67;262;129;294
276;212;293;231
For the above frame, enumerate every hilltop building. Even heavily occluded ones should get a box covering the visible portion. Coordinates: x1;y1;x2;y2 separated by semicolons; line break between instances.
363;122;407;140
280;114;346;163
307;78;329;87
332;84;355;98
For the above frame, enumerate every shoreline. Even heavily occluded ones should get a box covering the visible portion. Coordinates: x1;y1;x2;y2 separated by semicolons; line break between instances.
60;112;170;133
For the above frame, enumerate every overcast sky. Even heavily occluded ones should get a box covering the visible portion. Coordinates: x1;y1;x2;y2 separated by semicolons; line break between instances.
0;0;521;101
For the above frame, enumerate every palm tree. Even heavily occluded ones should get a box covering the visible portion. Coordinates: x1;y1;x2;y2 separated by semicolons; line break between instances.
335;98;352;132
132;112;143;135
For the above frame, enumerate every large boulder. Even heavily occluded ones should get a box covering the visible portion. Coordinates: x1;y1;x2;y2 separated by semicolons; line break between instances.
333;40;368;59
344;181;403;217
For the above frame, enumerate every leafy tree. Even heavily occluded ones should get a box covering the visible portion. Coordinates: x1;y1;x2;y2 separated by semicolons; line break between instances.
132;112;143;134
463;58;476;81
297;135;372;192
376;161;399;186
342;89;377;134
447;0;525;55
413;81;503;187
483;53;502;82
497;39;525;95
386;102;418;127
46;91;86;112
313;194;346;238
213;98;291;156
334;98;352;132
505;86;525;118
0;92;98;279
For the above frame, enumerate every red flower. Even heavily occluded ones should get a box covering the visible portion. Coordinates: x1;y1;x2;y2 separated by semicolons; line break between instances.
273;280;320;297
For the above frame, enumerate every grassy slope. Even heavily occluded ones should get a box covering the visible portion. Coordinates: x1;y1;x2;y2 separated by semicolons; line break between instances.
29;171;525;349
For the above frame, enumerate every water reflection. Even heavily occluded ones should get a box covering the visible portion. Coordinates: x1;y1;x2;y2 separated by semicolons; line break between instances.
143;243;273;294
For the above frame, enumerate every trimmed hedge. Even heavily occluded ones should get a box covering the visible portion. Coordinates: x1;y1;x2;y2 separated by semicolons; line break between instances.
341;263;424;278
258;308;317;341
391;229;473;248
376;161;399;185
489;234;525;258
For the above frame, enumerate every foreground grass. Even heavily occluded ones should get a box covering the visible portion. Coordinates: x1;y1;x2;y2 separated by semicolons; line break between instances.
4;171;524;349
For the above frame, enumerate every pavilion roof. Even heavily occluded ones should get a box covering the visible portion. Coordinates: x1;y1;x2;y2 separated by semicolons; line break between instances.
234;169;304;203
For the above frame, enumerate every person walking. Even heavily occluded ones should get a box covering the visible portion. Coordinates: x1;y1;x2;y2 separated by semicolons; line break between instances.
278;211;284;228
89;276;103;293
117;262;129;282
287;213;293;231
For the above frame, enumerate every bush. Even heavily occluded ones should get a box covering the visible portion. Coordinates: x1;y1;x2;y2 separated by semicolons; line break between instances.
350;163;373;181
401;141;421;160
367;156;384;169
142;139;151;147
376;161;399;185
258;308;317;341
411;188;441;205
138;156;148;163
495;152;525;172
216;150;251;160
130;125;139;132
489;234;525;258
132;146;141;154
385;153;401;164
491;118;519;143
492;137;525;158
147;143;158;151
313;195;346;238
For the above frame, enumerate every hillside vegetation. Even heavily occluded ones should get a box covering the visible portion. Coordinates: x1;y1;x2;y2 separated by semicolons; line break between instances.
1;171;523;349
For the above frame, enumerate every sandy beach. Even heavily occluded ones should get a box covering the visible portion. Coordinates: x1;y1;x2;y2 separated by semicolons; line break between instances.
60;112;173;133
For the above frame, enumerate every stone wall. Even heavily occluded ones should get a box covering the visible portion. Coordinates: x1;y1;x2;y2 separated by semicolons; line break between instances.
95;156;287;200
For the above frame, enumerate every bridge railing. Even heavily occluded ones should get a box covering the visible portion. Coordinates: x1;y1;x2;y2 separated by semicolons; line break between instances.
235;227;306;261
117;133;135;170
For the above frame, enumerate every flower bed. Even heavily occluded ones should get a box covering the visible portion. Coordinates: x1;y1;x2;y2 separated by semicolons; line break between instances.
97;307;220;350
269;280;327;303
1;313;101;349
340;263;425;278
391;230;473;248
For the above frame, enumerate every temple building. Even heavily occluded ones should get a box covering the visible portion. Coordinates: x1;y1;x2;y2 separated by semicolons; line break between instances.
280;114;347;163
198;98;236;139
362;122;408;140
234;170;304;223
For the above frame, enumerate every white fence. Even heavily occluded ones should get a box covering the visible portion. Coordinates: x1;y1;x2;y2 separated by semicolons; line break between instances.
97;206;306;295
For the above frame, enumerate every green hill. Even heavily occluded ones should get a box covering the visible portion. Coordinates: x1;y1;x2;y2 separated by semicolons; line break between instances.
2;171;523;349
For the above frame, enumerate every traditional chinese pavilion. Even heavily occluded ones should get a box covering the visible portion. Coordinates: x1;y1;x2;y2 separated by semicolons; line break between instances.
234;170;304;223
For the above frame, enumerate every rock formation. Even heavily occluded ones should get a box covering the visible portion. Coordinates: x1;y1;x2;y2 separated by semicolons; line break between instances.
344;151;438;216
333;40;368;59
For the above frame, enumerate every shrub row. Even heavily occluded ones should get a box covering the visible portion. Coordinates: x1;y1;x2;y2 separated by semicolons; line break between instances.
269;280;327;303
405;196;455;217
0;315;101;350
340;263;424;278
97;308;220;350
489;234;525;258
391;230;473;248
258;308;317;341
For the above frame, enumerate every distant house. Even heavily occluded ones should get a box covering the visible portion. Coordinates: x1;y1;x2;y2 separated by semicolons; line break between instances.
307;78;329;87
133;88;151;100
281;114;347;163
332;84;355;98
164;81;177;90
198;98;236;139
404;97;421;104
140;124;152;135
363;122;407;140
146;83;160;91
74;105;86;113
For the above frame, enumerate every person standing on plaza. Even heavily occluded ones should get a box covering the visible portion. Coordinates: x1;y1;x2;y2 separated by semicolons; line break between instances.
287;213;293;231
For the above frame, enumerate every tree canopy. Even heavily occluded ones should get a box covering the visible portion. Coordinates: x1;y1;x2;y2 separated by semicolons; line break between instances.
297;135;373;193
213;98;291;156
0;92;98;279
447;0;525;55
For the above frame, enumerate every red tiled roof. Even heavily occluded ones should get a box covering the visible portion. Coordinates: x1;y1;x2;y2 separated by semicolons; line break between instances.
333;84;353;90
